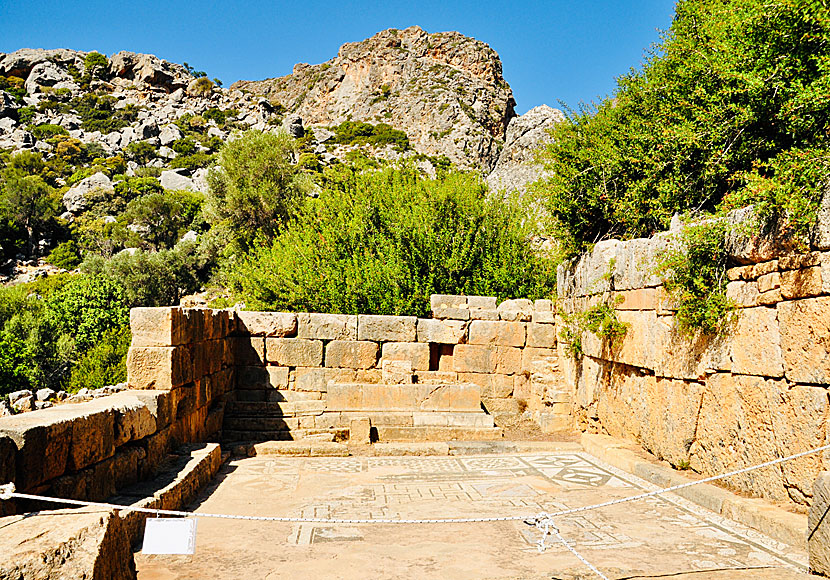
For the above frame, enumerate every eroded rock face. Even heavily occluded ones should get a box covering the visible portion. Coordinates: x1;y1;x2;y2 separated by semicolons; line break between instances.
0;507;136;580
233;26;516;170
0;48;86;79
486;104;563;194
108;51;192;92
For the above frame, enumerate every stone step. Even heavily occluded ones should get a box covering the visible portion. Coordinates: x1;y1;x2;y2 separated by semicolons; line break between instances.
234;389;323;403
222;428;348;443
374;425;503;442
226;400;325;416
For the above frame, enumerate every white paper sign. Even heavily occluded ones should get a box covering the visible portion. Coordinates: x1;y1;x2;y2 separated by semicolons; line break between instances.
142;518;198;555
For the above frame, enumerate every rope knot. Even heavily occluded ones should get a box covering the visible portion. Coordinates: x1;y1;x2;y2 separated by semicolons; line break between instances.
525;512;558;553
0;482;15;500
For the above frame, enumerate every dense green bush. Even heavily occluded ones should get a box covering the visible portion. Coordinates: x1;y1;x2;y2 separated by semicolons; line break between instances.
169;151;214;171
30;123;68;140
205;130;306;251
71;94;138;133
124;141;157;165
332;121;410;152
64;325;130;392
120;189;204;251
220;166;555;316
534;0;830;255
45;240;82;269
83;52;109;79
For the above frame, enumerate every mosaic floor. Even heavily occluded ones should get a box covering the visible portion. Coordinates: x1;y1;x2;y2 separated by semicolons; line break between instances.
135;452;810;580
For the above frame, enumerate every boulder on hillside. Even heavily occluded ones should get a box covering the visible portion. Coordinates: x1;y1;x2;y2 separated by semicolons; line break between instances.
0;91;19;119
158;123;183;146
108;51;192;92
282;113;304;138
63;172;114;213
486;104;564;195
0;48;85;79
24;61;79;95
160;168;196;191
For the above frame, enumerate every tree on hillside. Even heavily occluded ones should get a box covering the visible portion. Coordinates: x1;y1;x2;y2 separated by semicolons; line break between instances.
0;173;59;258
534;0;830;254
204;130;307;252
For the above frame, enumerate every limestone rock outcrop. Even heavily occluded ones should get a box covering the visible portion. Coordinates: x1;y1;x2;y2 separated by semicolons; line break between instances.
486;104;563;194
233;26;516;170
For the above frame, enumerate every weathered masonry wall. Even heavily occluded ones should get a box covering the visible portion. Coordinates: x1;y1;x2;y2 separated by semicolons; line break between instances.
222;295;565;442
559;203;830;507
0;309;232;516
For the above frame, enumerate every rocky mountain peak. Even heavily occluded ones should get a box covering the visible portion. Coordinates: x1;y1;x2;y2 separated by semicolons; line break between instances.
233;26;517;170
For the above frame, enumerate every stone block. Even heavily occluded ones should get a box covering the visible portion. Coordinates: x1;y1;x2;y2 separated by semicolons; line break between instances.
809;472;830;575
470;308;500;320
266;338;323;367
533;299;553;312
0;507;135;580
127;345;192;390
497;299;533;321
110;393;156;447
235;311;297;337
730;307;784;378
468;320;526;347
349;417;371;444
751;260;779;279
0;436;15;488
382;360;414;384
527;323;556;348
233;337;266;366
431;294;469;319
779;252;822;271
468;296;497;309
415;370;458;384
481;397;521;425
757;288;783;305
297;313;357;340
532;310;556;324
757;272;781;293
130;390;175;430
357;315;417;342
325;340;379;369
0;409;73;489
130;307;187;347
779;296;830;384
458;373;513;398
727;265;753;281
237;365;289;390
615;288;659;310
726;280;759;308
293;367;338;392
381;342;430;370
416;318;468;344
780;266;823;299
453;344;522;374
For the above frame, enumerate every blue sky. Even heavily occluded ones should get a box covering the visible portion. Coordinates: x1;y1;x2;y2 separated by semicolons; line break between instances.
0;1;676;114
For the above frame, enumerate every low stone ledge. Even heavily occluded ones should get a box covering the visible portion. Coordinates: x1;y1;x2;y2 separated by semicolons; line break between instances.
0;507;136;580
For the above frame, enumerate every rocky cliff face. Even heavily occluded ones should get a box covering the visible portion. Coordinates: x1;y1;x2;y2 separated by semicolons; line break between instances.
233;26;516;171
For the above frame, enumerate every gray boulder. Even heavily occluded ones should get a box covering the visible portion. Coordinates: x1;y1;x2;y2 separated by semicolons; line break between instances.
0;48;84;79
0;91;19;119
158;123;183;146
160;169;196;191
486;104;563;195
24;61;79;95
63;172;113;213
282;113;304;138
108;51;192;92
0;117;15;135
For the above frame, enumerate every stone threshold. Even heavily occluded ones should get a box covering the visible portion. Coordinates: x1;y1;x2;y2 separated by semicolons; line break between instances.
581;433;807;550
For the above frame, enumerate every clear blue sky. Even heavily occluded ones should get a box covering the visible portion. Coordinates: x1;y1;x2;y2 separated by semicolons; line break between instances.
0;0;676;114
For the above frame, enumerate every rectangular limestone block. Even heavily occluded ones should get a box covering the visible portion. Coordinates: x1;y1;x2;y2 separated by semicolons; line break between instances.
780;267;823;299
127;346;192;390
233;337;266;366
452;345;522;374
297;313;357;340
533;299;553;312
458;372;513;398
416;318;468;344
809;471;830;576
382;360;414;384
416;370;458;384
381;342;430;370
325;340;379;369
730;306;784;378
497;299;533;321
615;288;659;311
235;311;297;337
357;314;417;342
532;310;556;324
350;417;372;444
779;296;830;384
0;411;73;489
726;280;760;308
327;383;481;412
293;367;353;391
470;308;500;320
467;296;497;310
757;272;781;294
431;294;467;314
237;365;289;390
467;320;526;347
130;307;187;347
266;338;323;367
110;392;157;447
527;323;557;348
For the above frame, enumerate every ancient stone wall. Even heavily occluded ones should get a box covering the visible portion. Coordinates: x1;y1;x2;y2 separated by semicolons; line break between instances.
223;295;565;442
0;308;232;516
558;209;830;506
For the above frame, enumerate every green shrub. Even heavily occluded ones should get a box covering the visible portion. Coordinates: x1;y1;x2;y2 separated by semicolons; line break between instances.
120;189;204;251
71;94;133;133
204;130;305;251
64;325;130;393
124;141;157;165
297;152;322;172
30;123;68;140
0;75;26;103
45;240;82;269
171;137;197;156
16;106;35;124
656;221;736;335
533;0;830;255
332;121;410;151
220;166;555;316
169;151;214;170
202;107;237;126
189;77;214;95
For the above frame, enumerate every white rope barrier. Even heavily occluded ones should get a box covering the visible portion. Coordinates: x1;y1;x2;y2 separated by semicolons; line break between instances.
3;441;829;580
